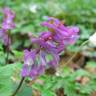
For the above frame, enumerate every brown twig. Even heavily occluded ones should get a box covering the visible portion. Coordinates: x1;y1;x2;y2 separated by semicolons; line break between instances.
64;40;89;66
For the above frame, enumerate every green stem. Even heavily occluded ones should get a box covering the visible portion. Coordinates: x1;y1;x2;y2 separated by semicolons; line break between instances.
11;77;25;96
6;45;9;64
5;36;10;64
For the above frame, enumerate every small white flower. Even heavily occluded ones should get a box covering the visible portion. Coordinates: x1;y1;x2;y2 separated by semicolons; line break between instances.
29;4;37;13
55;71;60;76
89;32;96;46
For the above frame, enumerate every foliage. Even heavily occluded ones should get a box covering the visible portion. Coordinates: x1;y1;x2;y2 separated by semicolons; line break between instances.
0;0;96;96
32;65;96;96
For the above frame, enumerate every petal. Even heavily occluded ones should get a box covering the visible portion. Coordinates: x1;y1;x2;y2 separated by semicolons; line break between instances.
56;42;65;53
39;31;51;40
3;34;11;46
21;64;31;77
29;64;38;79
21;49;36;77
2;7;15;30
0;29;5;39
48;52;60;67
39;51;46;66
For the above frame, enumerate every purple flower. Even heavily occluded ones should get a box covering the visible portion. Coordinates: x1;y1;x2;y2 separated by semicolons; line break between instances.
31;37;59;64
21;49;36;77
39;31;52;41
2;7;15;30
41;17;79;46
21;17;79;79
0;29;10;46
21;38;60;79
33;39;60;68
21;49;47;79
0;7;15;46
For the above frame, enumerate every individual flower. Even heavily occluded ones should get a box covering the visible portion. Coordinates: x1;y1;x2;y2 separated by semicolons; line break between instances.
89;32;96;46
2;7;15;30
29;51;46;79
0;29;10;46
0;7;15;46
41;16;79;46
39;31;52;41
21;49;36;77
21;49;46;79
29;4;38;13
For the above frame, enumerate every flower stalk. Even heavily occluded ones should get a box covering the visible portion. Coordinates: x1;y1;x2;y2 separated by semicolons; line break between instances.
11;77;25;96
5;35;10;64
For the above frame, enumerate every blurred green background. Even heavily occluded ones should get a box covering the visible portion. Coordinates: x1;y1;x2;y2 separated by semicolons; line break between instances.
0;0;96;50
0;0;96;51
0;0;96;96
1;0;96;39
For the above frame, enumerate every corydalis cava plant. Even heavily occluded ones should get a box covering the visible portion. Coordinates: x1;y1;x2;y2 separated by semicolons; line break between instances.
21;17;79;79
12;17;79;96
0;7;15;46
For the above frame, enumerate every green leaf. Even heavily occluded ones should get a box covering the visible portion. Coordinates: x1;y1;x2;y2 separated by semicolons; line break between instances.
86;61;96;68
0;64;21;96
41;89;55;96
12;50;23;58
15;84;32;96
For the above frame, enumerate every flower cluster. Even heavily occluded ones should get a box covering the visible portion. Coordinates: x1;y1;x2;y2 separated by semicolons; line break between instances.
21;17;79;79
0;7;15;46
